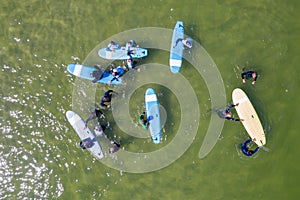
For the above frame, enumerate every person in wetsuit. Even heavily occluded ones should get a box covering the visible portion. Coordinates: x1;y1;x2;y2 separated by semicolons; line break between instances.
173;38;193;50
84;108;105;129
109;141;121;154
216;104;244;122
109;66;124;83
139;112;149;130
80;139;92;149
106;41;119;52
100;90;116;108
241;139;260;156
241;71;258;85
90;65;103;83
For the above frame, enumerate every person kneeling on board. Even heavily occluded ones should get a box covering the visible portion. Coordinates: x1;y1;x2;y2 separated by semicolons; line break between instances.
80;139;92;150
241;71;258;85
106;41;119;52
90;65;103;83
125;40;138;51
109;66;125;84
173;38;193;50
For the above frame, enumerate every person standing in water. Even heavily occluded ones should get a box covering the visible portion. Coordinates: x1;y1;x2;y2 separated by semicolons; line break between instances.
241;71;258;84
215;103;244;122
241;139;260;156
84;108;105;129
100;90;116;108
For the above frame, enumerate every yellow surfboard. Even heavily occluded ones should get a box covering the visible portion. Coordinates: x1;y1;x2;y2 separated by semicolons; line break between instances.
232;88;266;147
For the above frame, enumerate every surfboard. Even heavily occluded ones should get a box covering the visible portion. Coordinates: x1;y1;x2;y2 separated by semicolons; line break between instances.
98;46;148;60
66;110;104;160
232;88;266;147
145;88;162;144
170;21;184;73
67;64;122;85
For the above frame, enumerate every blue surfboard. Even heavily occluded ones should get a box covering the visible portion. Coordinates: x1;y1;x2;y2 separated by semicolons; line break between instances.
67;64;122;85
98;46;148;60
145;88;162;144
170;21;184;73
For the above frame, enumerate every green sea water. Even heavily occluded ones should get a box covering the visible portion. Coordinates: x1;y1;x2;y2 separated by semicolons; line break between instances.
1;0;300;199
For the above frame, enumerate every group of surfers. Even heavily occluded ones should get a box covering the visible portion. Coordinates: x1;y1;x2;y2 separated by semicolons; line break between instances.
90;40;139;84
81;38;260;157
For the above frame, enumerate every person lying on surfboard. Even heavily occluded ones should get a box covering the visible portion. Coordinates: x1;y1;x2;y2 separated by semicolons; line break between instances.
215;103;244;122
90;65;103;83
241;71;258;84
109;66;125;83
173;38;193;50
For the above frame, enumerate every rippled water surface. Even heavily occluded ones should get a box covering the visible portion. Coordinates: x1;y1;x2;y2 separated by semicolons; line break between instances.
1;0;300;199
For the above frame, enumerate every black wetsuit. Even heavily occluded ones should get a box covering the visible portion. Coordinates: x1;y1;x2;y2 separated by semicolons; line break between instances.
100;90;114;107
109;141;121;153
241;139;259;156
84;108;104;127
91;66;103;83
241;71;257;82
224;104;240;121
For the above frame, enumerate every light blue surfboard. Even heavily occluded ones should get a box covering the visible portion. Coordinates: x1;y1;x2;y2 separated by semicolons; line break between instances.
67;64;122;85
170;21;184;73
145;88;162;144
66;110;104;160
98;46;148;60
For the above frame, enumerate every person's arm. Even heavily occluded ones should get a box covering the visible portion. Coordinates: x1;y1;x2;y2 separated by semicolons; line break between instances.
100;101;107;108
225;117;242;122
241;72;246;83
252;73;257;84
225;104;235;112
84;116;94;128
109;76;118;83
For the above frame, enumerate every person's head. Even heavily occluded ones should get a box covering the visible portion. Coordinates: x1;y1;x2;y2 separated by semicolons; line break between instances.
103;96;109;101
112;68;118;76
225;112;232;118
109;147;115;154
90;73;94;78
110;41;115;45
252;72;257;78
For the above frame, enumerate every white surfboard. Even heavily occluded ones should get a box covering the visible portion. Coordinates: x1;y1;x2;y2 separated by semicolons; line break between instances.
66;110;104;159
232;88;266;147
